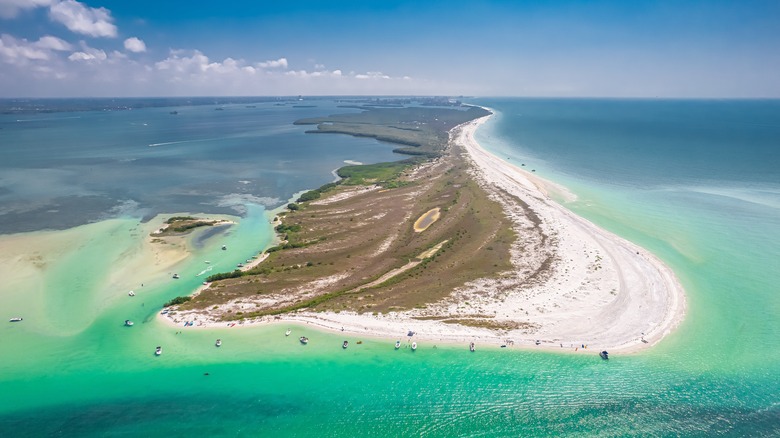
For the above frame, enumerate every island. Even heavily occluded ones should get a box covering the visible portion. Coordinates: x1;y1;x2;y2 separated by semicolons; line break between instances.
162;104;685;352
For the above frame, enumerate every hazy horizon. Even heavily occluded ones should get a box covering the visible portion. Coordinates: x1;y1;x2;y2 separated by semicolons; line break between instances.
1;0;779;98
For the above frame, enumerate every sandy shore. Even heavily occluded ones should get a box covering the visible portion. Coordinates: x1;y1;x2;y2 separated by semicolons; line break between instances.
161;112;686;354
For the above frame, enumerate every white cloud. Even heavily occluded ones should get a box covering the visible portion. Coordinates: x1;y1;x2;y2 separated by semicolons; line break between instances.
123;37;146;53
0;34;50;64
0;0;54;19
285;69;345;78
35;35;72;51
256;57;287;69
355;71;391;80
1;43;427;97
68;43;106;62
49;0;117;38
155;49;211;73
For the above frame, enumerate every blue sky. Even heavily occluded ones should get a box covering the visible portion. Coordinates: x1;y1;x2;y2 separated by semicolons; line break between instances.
1;0;778;97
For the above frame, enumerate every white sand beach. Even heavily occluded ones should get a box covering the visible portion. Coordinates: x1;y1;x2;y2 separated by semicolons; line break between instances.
162;113;686;353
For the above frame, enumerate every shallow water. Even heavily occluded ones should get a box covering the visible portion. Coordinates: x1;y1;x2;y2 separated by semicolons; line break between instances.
1;98;779;436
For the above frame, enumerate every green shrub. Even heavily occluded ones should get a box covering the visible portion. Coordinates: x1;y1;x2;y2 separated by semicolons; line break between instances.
163;296;192;307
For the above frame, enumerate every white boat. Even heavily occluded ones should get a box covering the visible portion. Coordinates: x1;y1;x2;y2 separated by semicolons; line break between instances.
411;342;417;351
285;329;291;336
221;245;227;250
155;346;162;356
342;341;349;349
600;350;609;360
469;342;475;352
395;340;401;349
9;317;23;322
128;291;135;296
215;339;222;347
172;273;180;279
299;336;309;345
124;320;134;327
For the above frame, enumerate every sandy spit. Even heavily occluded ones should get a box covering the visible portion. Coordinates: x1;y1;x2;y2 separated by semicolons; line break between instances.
161;112;686;354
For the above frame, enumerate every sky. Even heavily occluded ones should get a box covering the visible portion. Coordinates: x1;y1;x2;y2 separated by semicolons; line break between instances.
1;0;779;98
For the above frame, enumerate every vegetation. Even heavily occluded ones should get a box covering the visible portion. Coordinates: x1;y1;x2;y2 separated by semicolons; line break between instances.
294;106;490;157
205;271;245;282
296;181;341;203
170;221;215;232
156;216;225;235
337;160;417;186
166;216;196;223
163;296;192;307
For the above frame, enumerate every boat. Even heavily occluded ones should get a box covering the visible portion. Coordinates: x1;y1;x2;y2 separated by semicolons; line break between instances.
237;263;244;268
172;273;180;279
155;346;162;356
9;317;23;322
342;341;349;349
600;350;609;360
221;245;227;250
469;342;475;352
215;339;222;347
395;340;401;349
411;342;417;351
124;320;134;327
169;111;178;115
285;329;291;336
128;290;135;296
299;336;309;345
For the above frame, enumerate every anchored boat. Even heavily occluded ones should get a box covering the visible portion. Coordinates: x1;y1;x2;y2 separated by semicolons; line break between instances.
155;346;162;356
124;320;134;327
215;339;222;347
299;336;309;345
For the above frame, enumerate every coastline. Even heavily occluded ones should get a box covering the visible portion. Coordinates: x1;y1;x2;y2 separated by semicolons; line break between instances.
160;111;686;354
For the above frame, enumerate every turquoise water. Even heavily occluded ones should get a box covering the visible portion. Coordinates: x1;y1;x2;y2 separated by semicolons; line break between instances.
1;99;779;436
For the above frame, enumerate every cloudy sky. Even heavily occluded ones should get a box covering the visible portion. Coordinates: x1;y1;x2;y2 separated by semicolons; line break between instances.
1;0;779;97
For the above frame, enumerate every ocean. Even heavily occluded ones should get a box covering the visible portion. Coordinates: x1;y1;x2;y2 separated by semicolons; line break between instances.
0;98;778;436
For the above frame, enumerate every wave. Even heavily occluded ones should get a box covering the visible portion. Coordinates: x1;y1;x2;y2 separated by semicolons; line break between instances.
15;116;82;122
196;266;214;277
669;185;780;210
148;137;223;147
